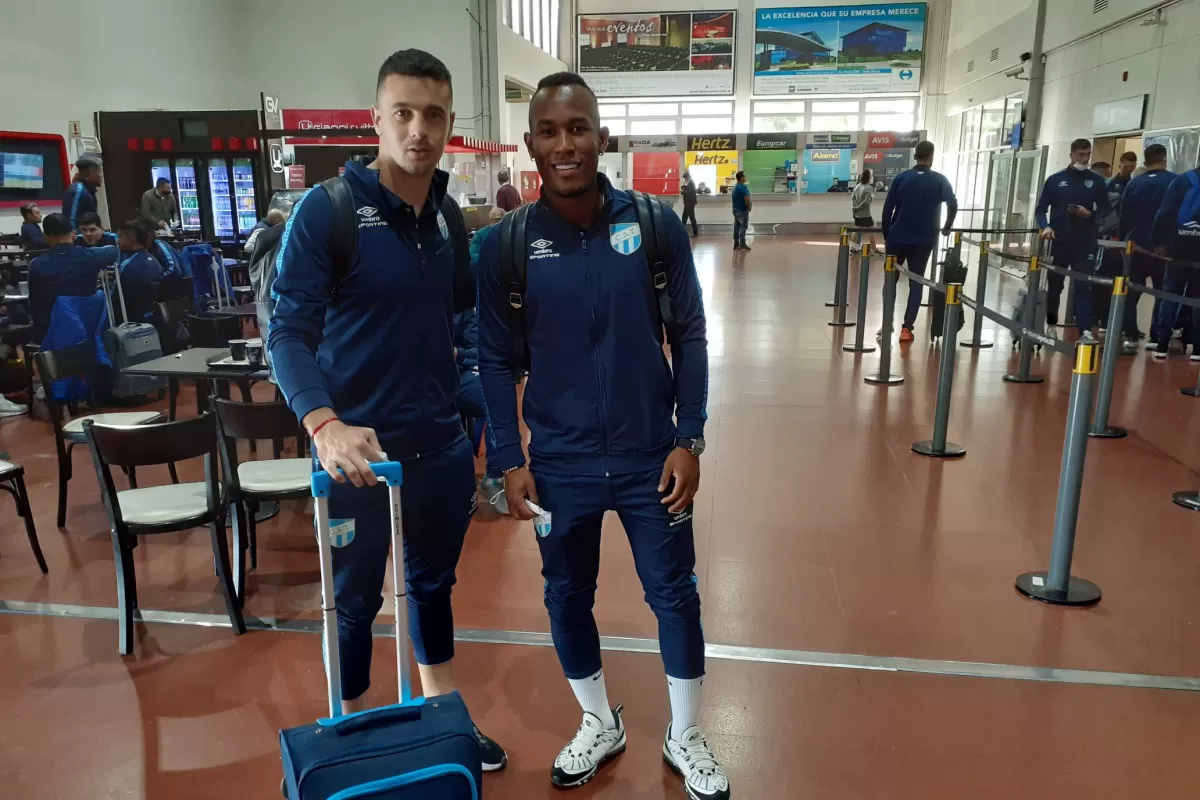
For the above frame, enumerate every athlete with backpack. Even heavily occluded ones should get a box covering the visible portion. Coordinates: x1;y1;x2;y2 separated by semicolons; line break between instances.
1149;161;1200;359
476;72;727;799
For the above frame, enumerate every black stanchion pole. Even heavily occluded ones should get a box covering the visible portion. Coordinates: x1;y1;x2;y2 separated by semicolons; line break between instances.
1016;339;1102;606
843;242;876;353
865;256;904;386
826;229;849;308
913;283;966;458
961;239;993;349
1181;371;1200;399
1089;271;1129;439
1004;254;1046;384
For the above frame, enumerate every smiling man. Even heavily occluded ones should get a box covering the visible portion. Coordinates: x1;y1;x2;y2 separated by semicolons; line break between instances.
267;48;506;773
476;72;725;799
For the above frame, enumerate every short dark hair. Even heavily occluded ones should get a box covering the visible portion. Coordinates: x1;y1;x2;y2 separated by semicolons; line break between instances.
735;170;746;181
118;219;150;248
376;49;453;96
155;177;170;186
77;211;103;228
1070;138;1092;152
1119;151;1138;164
42;213;72;237
18;202;38;220
75;155;102;173
530;72;599;128
1092;162;1110;172
915;140;935;161
859;169;872;184
1145;143;1167;163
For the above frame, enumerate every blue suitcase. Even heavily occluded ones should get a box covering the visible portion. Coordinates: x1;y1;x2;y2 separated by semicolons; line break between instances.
279;462;482;799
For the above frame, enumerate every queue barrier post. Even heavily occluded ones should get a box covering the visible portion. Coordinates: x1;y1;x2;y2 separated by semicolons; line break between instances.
961;240;993;349
843;242;877;353
1004;254;1046;385
913;283;966;458
827;229;850;309
865;256;904;386
1181;370;1200;399
1089;265;1130;439
1016;339;1102;606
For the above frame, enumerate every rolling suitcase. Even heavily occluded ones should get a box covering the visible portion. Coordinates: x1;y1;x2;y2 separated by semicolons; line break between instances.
101;264;167;398
279;462;482;800
929;242;968;340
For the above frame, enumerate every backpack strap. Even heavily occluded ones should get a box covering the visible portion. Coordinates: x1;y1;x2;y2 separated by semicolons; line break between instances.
319;176;359;293
628;190;676;334
498;203;532;369
439;196;475;313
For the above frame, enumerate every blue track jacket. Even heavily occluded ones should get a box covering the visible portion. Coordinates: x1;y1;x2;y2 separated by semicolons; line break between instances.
1035;167;1112;243
881;166;958;249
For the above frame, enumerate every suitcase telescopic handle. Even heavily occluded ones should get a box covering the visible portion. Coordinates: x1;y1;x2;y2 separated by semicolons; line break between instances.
311;461;403;497
316;702;423;735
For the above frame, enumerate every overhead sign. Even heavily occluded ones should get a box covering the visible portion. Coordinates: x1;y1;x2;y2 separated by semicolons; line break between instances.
282;108;377;145
754;4;926;96
623;135;680;152
687;134;735;151
261;92;286;191
806;132;857;149
285;164;307;189
1092;95;1148;136
865;130;921;149
577;11;737;97
746;133;798;150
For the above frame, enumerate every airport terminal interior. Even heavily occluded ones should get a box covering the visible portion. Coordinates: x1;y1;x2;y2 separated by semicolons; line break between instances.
3;0;1200;798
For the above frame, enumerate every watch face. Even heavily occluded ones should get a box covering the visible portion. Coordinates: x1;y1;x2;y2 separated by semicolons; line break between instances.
691;437;706;456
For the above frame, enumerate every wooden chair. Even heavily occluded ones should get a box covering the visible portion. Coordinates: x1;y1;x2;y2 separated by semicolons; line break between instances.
0;459;48;573
34;343;168;529
83;413;245;654
212;397;309;604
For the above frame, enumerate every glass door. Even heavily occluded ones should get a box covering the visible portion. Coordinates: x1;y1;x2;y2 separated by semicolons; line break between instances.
174;159;202;232
207;158;235;239
1011;147;1047;257
231;158;258;238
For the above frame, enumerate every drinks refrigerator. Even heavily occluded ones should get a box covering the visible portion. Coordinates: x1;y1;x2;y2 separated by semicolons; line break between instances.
148;156;261;241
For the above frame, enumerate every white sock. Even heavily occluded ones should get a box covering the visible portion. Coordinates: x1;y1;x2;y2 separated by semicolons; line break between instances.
668;675;703;741
568;669;616;729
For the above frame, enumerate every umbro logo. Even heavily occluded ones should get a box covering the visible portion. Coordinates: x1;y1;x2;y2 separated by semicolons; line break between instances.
530;238;553;249
529;238;559;261
357;206;379;219
356;206;387;229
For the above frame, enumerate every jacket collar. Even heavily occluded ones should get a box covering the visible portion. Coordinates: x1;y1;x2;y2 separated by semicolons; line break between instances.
343;159;449;219
534;172;629;235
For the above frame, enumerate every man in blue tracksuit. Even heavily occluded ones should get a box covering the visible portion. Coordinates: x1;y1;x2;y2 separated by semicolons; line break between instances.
139;219;182;277
880;140;958;341
19;203;46;250
28;212;118;341
477;73;727;800
76;212;118;248
62;156;103;231
113;221;164;325
1118;144;1175;347
1035;138;1113;335
1149;161;1200;359
267;49;506;772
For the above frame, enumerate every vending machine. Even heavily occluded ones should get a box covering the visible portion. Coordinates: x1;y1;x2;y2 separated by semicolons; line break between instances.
148;156;261;241
150;158;202;233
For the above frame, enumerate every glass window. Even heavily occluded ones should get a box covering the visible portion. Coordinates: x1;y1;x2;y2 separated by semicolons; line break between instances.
682;102;734;116
811;101;859;114
630;119;678;135
680;117;734;134
865;99;916;112
531;0;540;47
629;103;679;117
601;118;627;136
864;113;915;131
961;107;982;152
598;104;626;117
1003;96;1023;137
980;99;1006;150
754;100;805;114
810;114;859;132
501;0;509;25
522;0;532;37
549;0;559;57
753;115;804;133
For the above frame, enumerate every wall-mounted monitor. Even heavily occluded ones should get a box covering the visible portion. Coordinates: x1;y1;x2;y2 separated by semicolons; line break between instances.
0;152;44;189
0;132;68;207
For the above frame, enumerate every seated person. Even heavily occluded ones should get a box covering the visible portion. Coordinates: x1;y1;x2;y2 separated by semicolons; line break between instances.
76;212;118;248
138;217;182;277
112;220;164;325
19;203;47;250
28;213;118;342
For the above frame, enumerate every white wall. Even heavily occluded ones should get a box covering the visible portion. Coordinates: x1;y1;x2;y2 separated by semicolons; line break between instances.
497;20;569;177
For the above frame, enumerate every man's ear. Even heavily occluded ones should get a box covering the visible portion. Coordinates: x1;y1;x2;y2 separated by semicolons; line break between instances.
599;126;610;155
371;105;383;137
524;132;534;158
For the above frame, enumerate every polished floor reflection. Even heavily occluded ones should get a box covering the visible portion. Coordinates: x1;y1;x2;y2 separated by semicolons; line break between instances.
1;235;1199;797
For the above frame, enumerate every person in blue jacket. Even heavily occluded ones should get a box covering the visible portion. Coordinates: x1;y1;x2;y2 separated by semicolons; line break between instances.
880;140;958;342
18;203;46;250
62;155;103;231
1035;138;1113;335
137;217;182;277
477;72;727;799
1148;160;1200;359
267;49;507;773
28;212;118;341
76;212;118;248
1117;143;1175;348
112;220;163;325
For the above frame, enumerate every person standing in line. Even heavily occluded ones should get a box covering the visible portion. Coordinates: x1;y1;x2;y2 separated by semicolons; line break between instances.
267;48;508;772
476;72;727;799
495;168;522;211
680;170;699;236
850;168;876;253
1148;156;1200;360
18;203;46;250
1034;138;1112;336
1110;151;1138;193
732;169;751;251
1117;143;1175;351
140;178;178;229
1092;161;1112;180
880;140;958;343
62;155;103;231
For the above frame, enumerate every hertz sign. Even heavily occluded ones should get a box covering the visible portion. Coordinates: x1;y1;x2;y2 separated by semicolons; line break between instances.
687;135;734;151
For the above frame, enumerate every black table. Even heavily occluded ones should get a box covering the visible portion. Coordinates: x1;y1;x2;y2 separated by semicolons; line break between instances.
221;302;257;319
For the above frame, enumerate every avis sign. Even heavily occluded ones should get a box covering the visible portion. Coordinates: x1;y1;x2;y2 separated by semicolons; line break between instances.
866;131;921;149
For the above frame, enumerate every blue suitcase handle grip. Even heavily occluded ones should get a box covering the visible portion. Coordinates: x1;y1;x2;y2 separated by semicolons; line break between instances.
311;461;403;497
317;701;423;735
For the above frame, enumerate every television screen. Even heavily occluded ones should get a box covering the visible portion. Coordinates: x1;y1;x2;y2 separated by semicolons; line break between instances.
0;152;44;190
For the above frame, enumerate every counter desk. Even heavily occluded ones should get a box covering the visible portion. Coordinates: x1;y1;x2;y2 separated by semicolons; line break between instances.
666;191;885;235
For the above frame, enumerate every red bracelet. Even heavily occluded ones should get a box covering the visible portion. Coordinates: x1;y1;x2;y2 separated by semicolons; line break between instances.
310;417;338;438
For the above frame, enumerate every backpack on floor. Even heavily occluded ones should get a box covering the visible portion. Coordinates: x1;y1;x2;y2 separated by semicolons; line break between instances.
498;191;675;369
929;246;968;340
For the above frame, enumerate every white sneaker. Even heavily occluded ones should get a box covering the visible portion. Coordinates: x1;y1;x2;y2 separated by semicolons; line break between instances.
0;396;27;417
663;726;730;800
550;706;626;789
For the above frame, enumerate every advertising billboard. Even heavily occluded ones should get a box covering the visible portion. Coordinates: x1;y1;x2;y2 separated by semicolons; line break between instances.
754;4;926;96
578;11;737;97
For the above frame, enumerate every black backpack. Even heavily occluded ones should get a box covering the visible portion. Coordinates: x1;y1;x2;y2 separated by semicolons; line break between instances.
498;190;676;369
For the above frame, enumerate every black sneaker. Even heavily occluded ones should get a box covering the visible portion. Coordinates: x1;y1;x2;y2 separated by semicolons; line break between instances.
551;705;626;789
474;724;508;772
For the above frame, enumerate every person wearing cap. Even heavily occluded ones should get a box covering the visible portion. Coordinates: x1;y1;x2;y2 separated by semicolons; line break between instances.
495;168;522;212
140;178;177;229
62;155;103;231
27;212;118;342
18;203;46;250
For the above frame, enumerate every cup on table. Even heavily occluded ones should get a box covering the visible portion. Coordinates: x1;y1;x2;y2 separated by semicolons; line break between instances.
246;338;264;367
229;339;248;361
18;281;28;296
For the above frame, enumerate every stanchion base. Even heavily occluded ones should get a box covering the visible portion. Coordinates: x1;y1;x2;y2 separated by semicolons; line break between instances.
1003;373;1045;384
960;339;994;349
1015;572;1102;606
1088;426;1128;439
828;320;856;328
864;374;904;386
1180;387;1200;398
1172;491;1200;512
824;301;847;308
912;440;966;458
842;343;877;353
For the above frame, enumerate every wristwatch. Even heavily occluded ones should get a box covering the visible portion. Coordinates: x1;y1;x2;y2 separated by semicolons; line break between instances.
675;437;706;456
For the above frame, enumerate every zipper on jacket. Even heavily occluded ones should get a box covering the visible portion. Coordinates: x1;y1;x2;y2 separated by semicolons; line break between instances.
580;230;610;476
